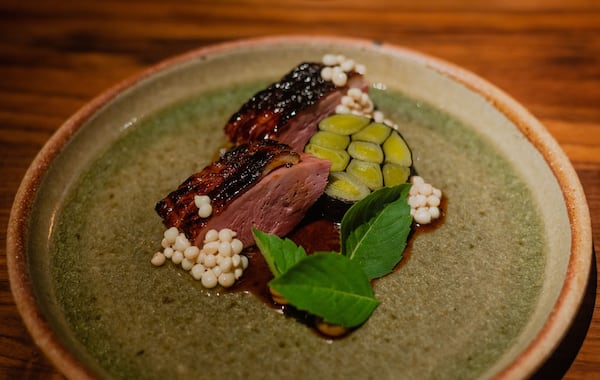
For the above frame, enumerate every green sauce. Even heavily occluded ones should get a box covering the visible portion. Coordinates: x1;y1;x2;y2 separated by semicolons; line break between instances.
50;84;545;379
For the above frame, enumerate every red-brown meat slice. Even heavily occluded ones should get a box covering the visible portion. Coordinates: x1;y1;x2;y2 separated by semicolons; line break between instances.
224;62;367;152
155;140;330;247
198;153;330;246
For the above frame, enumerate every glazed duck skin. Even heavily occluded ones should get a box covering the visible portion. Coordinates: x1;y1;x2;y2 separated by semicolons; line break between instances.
155;140;330;246
224;62;367;152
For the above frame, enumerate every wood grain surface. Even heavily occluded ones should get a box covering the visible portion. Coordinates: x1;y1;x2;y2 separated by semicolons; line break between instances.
1;1;598;379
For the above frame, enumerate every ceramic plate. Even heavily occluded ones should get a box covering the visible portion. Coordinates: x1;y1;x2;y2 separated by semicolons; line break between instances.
7;36;592;380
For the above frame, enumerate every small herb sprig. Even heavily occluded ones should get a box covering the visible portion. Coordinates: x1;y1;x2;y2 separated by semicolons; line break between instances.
252;183;413;329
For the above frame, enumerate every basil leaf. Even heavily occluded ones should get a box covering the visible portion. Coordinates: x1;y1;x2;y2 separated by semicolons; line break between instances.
341;184;412;280
252;228;307;277
269;252;379;328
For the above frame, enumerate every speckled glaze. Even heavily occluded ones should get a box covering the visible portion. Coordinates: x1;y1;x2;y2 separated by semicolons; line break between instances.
7;36;592;380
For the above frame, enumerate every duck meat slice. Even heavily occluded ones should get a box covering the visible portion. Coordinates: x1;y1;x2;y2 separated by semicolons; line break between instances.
224;62;367;152
155;139;330;247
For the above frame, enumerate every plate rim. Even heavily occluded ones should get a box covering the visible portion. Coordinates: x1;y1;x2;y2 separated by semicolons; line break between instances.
6;34;592;380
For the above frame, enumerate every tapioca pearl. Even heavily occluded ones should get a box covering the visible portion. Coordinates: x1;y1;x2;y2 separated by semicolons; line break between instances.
201;270;218;288
163;227;179;244
413;208;432;225
184;246;200;260
204;229;219;243
191;264;206;280
218;272;236;288
151;252;166;267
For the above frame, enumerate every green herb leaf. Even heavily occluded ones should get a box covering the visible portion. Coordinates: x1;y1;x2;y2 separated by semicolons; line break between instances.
340;184;413;280
269;252;379;327
252;228;307;277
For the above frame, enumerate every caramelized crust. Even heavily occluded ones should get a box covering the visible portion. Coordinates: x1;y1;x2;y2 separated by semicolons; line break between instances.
225;62;361;147
155;140;299;240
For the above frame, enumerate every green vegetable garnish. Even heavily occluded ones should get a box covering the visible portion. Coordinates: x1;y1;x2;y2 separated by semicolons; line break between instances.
269;252;379;327
252;183;413;330
341;184;412;280
305;114;413;204
253;228;307;277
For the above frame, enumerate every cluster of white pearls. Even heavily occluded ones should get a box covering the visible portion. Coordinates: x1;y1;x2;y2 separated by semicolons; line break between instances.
372;110;398;129
151;227;248;289
335;87;374;116
408;176;443;225
336;88;400;131
194;195;212;218
320;54;366;87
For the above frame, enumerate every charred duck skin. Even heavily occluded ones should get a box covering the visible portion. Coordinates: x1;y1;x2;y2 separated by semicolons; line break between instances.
224;62;366;152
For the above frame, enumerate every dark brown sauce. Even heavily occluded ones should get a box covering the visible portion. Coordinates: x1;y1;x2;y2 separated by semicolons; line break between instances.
230;196;447;336
231;215;341;303
394;195;448;271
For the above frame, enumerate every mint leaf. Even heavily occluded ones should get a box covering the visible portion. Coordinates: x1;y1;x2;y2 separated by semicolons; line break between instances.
269;252;379;327
341;184;412;280
252;228;307;277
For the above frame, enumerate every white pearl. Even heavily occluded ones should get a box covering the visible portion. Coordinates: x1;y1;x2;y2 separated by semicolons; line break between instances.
427;195;441;207
173;234;191;252
184;246;200;260
194;195;210;208
201;270;218;288
163;227;179;243
347;87;362;99
411;176;425;185
203;241;219;255
220;257;233;272
151;252;166;266
231;239;243;255
172;250;184;265
332;70;348;87
414;208;432;224
218;228;234;243
341;95;354;107
428;206;441;219
340;59;355;72
320;67;333;81
409;194;427;208
191;264;205;280
163;247;174;259
322;54;337;66
234;268;244;280
232;254;241;268
359;92;370;105
218;242;232;257
198;203;212;218
419;183;433;196
204;254;216;268
354;63;366;74
204;229;219;242
218;272;236;288
181;258;194;271
335;104;350;114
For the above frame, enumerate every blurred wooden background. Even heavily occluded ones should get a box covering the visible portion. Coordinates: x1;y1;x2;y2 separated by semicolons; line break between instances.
0;1;598;378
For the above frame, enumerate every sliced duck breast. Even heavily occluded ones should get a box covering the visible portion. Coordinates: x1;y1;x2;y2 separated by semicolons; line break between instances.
224;62;367;152
155;140;330;247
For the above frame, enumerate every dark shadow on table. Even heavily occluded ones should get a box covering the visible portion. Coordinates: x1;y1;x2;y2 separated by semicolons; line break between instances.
531;244;597;379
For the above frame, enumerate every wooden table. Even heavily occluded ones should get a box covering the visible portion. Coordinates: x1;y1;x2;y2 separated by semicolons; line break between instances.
1;1;598;378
